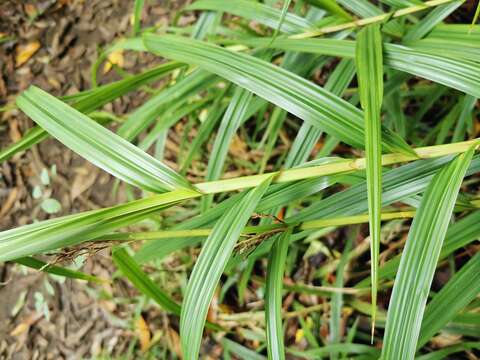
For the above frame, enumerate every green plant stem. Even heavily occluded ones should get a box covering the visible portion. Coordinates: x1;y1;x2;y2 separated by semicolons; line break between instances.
99;210;417;241
289;0;458;39
194;139;478;195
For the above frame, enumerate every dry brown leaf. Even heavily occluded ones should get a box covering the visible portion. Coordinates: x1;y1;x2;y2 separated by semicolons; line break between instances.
166;327;182;358
229;134;248;159
47;77;61;90
135;315;151;352
9;312;42;337
71;165;97;200
430;333;462;348
15;41;41;67
0;188;18;218
24;4;38;18
8;119;22;143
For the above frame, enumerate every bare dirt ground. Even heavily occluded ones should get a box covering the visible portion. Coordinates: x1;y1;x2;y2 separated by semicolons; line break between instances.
0;1;190;358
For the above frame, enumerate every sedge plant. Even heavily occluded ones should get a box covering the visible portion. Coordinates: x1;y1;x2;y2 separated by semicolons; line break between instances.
1;0;480;359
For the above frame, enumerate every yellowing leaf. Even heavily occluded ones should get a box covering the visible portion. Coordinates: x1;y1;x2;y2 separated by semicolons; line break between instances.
15;41;41;67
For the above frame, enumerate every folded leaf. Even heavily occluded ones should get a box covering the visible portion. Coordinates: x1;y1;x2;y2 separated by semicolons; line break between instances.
355;23;384;332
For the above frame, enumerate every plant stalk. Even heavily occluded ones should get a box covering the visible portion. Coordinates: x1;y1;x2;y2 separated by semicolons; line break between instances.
289;0;459;39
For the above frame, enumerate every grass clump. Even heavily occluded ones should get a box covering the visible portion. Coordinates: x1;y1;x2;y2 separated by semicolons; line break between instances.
1;0;479;358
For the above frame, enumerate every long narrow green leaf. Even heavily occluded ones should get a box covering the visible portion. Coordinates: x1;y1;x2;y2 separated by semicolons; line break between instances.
303;0;352;19
135;153;480;263
417;252;480;348
192;11;220;40
470;1;480;32
187;0;314;33
262;5;333;171
288;343;380;359
230;37;480;98
381;147;475;360
445;313;480;337
452;94;477;142
402;0;462;42
285;59;355;168
265;229;292;360
14;257;105;283
17;86;195;193
428;24;480;43
0;189;199;262
180;88;230;173
180;177;273;359
143;34;413;155
357;209;480;288
223;338;266;360
117;69;218;142
113;247;181;314
271;0;293;42
0;61;182;163
132;0;145;35
407;37;480;62
415;342;480;360
201;87;254;211
355;23;384;334
138;98;212;151
336;0;403;36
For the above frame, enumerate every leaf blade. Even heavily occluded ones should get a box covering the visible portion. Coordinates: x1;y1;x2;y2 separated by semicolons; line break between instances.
265;229;292;360
418;252;480;348
0;189;199;262
381;147;475;359
113;247;181;314
17;86;195;193
355;23;384;335
180;177;273;359
143;34;413;155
